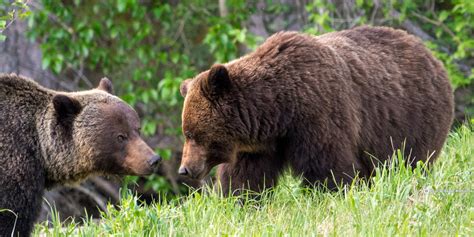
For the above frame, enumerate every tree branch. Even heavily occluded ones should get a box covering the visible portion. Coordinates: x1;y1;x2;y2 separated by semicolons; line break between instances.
219;0;228;17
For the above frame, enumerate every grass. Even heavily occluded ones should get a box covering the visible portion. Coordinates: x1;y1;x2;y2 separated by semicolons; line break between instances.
34;125;473;236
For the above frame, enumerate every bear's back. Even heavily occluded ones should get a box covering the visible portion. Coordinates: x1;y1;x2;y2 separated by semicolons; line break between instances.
319;27;454;164
0;75;48;166
0;74;50;107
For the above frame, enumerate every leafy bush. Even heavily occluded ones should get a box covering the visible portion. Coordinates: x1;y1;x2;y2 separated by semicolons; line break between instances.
0;0;29;41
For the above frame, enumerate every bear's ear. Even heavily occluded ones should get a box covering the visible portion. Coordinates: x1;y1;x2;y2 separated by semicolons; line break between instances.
53;94;82;126
200;64;231;100
180;79;193;97
97;77;114;94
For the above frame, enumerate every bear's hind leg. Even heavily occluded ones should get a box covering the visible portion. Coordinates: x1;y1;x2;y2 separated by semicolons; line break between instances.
216;152;285;196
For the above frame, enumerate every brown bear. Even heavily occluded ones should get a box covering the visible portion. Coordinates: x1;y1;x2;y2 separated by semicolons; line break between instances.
0;75;161;236
178;26;454;195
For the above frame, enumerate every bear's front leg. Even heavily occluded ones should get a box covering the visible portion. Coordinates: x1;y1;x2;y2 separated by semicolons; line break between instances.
288;139;366;191
0;160;45;237
216;152;285;196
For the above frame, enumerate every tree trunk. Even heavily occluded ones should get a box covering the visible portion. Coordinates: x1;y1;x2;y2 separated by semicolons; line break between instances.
0;19;62;89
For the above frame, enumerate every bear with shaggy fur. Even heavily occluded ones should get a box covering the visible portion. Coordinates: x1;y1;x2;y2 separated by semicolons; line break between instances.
178;26;454;195
0;75;161;236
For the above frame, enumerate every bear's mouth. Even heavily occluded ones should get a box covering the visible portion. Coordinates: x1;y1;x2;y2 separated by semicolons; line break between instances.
195;170;210;180
183;166;212;180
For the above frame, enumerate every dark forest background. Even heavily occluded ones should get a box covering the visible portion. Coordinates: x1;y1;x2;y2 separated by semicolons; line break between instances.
1;0;472;224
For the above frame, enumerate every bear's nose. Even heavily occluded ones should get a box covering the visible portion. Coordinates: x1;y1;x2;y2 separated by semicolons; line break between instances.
148;155;162;167
178;166;189;176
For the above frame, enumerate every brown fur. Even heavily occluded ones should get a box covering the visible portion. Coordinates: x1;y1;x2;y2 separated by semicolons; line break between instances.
0;75;161;236
179;26;454;195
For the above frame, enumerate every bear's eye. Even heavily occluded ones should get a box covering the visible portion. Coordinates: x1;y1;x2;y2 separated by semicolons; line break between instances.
184;131;193;140
117;134;127;142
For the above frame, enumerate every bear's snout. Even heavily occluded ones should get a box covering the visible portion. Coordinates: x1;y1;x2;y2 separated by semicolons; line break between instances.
123;138;162;175
178;166;189;176
178;164;211;179
148;155;162;167
178;165;197;178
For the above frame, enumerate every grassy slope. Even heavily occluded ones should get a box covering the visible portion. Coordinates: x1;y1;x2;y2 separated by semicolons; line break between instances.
34;125;473;236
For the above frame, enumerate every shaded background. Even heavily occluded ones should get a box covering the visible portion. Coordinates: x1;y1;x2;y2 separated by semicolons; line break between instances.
1;0;473;225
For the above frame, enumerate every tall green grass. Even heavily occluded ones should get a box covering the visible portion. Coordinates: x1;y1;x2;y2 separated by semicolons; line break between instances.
34;125;473;236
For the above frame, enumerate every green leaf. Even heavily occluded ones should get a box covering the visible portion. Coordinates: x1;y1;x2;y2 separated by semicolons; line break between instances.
143;121;156;136
220;34;229;45
158;149;172;160
0;35;6;41
150;89;158;101
53;61;62;74
142;91;149;103
42;57;51;70
454;21;466;33
439;11;449;22
110;27;119;38
85;29;94;41
171;53;179;64
117;0;126;12
236;29;245;42
19;11;30;19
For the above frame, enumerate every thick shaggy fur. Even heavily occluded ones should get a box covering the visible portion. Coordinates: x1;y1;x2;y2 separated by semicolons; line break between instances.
0;75;160;236
179;26;454;195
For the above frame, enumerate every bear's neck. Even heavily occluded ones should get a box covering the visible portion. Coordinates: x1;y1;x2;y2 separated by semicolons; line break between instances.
226;70;297;142
41;141;95;188
37;101;95;188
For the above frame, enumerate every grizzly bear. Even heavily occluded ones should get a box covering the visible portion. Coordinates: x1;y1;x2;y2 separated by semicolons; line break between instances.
178;26;454;195
0;75;161;236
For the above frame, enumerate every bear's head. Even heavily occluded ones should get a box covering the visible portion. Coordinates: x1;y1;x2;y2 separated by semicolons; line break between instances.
43;78;161;185
178;64;244;179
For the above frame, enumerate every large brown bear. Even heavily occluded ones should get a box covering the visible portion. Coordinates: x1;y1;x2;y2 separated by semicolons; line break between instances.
178;26;454;195
0;75;161;236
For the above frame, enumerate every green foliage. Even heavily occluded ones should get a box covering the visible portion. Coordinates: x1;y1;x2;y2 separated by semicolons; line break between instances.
0;0;30;41
305;0;335;35
204;1;260;62
33;126;474;236
430;0;474;87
